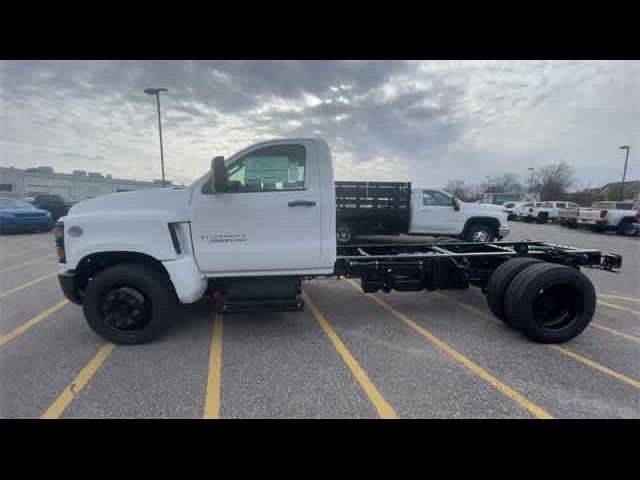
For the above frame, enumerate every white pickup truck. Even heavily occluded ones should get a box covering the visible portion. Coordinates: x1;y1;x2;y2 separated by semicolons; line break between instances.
54;138;623;345
565;201;639;235
335;181;509;244
516;201;579;224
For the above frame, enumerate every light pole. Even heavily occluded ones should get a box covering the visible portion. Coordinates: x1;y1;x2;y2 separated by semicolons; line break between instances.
619;145;630;201
144;87;168;187
528;167;534;193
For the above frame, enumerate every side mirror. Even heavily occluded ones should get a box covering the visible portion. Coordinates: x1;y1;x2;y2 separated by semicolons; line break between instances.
452;196;460;211
210;156;228;193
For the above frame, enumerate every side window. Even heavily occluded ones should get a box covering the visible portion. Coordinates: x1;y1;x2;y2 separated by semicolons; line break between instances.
568;203;579;208
556;202;566;208
226;144;306;192
422;190;451;206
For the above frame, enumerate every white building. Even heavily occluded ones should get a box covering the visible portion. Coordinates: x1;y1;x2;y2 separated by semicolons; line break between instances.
0;166;174;203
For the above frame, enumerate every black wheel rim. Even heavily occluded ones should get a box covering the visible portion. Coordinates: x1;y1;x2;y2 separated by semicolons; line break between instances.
99;286;151;332
532;282;583;331
471;230;490;242
337;228;351;242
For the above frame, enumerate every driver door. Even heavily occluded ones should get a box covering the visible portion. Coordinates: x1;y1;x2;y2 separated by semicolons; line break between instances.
410;189;458;234
190;141;323;275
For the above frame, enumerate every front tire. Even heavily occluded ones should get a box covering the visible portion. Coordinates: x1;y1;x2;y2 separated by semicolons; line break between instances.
536;212;549;224
504;263;596;343
336;223;355;244
82;263;178;344
464;223;496;242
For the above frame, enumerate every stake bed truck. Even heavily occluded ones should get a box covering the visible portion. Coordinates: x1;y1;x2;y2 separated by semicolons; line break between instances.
54;139;622;345
335;181;509;244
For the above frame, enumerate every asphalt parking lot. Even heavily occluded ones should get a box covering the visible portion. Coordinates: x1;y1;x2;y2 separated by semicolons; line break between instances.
1;222;638;419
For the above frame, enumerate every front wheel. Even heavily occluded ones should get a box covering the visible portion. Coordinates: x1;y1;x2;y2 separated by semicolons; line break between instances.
82;263;178;344
464;224;496;242
336;223;355;244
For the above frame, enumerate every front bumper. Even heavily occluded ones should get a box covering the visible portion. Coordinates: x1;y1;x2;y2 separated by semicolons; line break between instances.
58;270;82;305
498;226;509;239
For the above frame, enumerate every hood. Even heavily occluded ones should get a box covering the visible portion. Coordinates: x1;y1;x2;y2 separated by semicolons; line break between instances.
68;187;192;217
463;201;507;214
0;206;49;215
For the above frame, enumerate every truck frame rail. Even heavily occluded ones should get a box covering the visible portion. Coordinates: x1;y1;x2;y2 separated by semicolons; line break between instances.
335;240;622;293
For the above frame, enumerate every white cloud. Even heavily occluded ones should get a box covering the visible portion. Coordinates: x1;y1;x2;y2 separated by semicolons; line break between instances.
0;60;637;188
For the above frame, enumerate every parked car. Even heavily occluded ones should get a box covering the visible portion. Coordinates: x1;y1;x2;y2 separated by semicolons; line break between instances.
502;202;525;220
0;196;53;234
530;201;581;224
568;201;639;235
514;202;541;222
558;204;581;225
30;194;71;221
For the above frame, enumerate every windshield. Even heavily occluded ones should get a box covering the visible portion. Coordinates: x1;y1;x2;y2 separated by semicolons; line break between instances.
0;197;33;208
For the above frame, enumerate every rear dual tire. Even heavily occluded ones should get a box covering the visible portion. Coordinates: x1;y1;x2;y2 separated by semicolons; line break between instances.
486;257;543;325
486;259;596;343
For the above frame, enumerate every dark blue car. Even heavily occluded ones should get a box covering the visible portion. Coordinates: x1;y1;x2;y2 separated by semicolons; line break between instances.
0;196;54;234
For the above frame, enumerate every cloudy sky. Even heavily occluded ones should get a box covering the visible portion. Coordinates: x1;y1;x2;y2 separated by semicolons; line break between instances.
1;60;638;189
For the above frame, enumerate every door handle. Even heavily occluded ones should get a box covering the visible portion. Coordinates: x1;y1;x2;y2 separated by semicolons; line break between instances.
288;200;317;207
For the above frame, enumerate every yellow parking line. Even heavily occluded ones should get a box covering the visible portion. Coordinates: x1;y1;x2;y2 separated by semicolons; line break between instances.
597;301;640;316
431;290;640;389
344;279;551;419
0;271;58;300
0;254;55;275
40;344;115;419
599;294;640;302
549;346;640;390
303;290;398;419
0;299;69;347
591;323;640;343
203;314;224;419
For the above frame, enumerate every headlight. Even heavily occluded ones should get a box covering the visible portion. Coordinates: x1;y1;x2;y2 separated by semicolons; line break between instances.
0;212;15;218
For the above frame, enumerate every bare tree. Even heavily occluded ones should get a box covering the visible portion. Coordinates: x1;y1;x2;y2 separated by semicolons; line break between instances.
444;180;484;202
489;173;524;193
534;161;574;200
445;180;466;198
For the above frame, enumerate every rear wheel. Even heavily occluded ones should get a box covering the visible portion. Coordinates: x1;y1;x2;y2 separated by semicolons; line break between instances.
336;223;355;244
536;212;549;224
485;257;544;325
616;219;638;236
464;223;496;242
504;263;596;343
82;263;178;344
